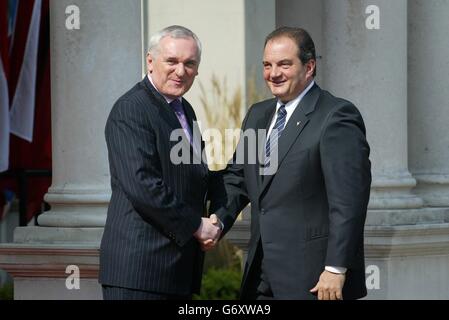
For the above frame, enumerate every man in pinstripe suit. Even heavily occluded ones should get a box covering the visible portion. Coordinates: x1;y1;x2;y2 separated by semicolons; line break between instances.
99;26;222;300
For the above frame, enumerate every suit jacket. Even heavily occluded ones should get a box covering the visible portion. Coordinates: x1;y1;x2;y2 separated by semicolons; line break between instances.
215;84;371;300
99;77;209;295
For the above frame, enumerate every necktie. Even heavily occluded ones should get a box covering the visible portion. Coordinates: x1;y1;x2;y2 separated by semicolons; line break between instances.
265;105;287;167
170;99;193;144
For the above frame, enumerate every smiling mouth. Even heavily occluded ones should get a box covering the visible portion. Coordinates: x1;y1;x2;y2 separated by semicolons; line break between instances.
271;81;286;86
171;79;183;85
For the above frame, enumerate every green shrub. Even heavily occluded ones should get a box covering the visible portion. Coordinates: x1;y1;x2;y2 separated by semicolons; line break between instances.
0;282;13;300
194;267;242;300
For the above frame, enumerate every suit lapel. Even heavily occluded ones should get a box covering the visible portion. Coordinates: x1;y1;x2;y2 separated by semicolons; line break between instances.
142;77;182;129
142;77;206;168
255;100;277;188
259;84;321;196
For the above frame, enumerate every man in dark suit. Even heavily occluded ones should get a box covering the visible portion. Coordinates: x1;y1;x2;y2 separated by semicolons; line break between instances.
209;27;371;300
99;25;221;300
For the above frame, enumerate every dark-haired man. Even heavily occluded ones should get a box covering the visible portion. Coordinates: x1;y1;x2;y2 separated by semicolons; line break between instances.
211;27;371;300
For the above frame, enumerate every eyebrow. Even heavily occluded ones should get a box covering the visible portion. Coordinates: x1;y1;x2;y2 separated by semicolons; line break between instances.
278;59;293;64
262;59;293;65
165;57;198;65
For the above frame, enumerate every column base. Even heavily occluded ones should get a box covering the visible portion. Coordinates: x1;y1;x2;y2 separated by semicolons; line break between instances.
369;173;424;209
414;174;449;207
41;189;109;227
0;243;101;300
366;207;449;226
13;227;104;245
365;208;449;299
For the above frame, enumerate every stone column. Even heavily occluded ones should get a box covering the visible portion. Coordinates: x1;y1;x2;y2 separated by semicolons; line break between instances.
323;0;422;210
0;0;142;299
408;0;449;207
276;0;324;83
322;0;449;299
13;0;142;242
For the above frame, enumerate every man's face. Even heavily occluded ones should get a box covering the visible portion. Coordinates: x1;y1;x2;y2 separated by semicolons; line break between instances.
147;36;200;99
263;36;315;103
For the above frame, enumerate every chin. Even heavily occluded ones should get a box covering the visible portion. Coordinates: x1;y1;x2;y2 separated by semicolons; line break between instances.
271;89;286;97
168;89;185;97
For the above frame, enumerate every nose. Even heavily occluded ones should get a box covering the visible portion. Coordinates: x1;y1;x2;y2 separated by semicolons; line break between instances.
175;63;186;77
270;65;281;79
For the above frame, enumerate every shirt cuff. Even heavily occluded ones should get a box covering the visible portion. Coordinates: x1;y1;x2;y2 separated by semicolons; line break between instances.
325;266;347;274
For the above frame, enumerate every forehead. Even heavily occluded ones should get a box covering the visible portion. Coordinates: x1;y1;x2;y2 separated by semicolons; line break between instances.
263;36;299;60
158;36;199;60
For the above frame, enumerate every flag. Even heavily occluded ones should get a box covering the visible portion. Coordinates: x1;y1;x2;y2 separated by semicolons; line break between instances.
0;0;52;223
0;0;10;173
9;0;42;142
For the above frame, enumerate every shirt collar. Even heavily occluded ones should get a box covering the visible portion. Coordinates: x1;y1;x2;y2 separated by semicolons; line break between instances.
276;80;315;110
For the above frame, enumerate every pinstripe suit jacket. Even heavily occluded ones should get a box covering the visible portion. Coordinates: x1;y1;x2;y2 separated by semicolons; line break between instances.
99;77;209;295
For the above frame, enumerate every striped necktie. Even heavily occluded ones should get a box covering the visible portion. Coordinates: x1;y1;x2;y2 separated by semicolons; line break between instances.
264;105;287;167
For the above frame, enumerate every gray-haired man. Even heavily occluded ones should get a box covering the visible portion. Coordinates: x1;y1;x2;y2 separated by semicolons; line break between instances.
99;25;221;300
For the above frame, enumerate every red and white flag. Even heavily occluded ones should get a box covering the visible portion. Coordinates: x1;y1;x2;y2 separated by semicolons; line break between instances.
0;0;52;223
9;0;42;143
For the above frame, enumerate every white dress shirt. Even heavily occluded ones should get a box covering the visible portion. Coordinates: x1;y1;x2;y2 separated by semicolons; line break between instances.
266;80;315;137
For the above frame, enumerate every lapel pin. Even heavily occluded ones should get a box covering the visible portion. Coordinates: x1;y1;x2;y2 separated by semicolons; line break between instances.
297;121;301;126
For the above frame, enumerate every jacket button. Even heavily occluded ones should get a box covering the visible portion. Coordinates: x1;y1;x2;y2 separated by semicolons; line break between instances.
261;209;266;215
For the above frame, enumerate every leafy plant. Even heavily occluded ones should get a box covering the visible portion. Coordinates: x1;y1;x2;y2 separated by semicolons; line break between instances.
194;240;243;300
0;282;13;300
194;266;242;300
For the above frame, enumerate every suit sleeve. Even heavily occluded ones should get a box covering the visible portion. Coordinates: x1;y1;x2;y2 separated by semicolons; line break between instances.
210;108;253;235
320;102;372;268
105;99;201;247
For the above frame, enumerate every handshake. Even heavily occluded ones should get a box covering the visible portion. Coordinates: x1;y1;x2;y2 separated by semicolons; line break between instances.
193;214;222;251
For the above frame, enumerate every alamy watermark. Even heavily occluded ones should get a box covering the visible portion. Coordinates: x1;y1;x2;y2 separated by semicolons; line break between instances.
63;263;380;291
170;122;280;175
65;5;80;30
366;264;381;290
65;4;380;31
65;265;80;290
365;5;380;30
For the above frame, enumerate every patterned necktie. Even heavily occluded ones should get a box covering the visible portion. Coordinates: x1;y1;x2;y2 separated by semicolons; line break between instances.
265;105;287;167
170;99;193;144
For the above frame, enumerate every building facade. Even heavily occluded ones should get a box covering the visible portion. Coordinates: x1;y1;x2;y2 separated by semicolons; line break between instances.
1;0;449;299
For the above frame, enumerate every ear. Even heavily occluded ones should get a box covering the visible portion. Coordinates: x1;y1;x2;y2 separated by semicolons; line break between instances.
306;59;316;79
146;52;154;74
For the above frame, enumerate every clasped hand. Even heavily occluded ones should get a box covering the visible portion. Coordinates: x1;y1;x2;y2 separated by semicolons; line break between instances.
193;214;222;251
